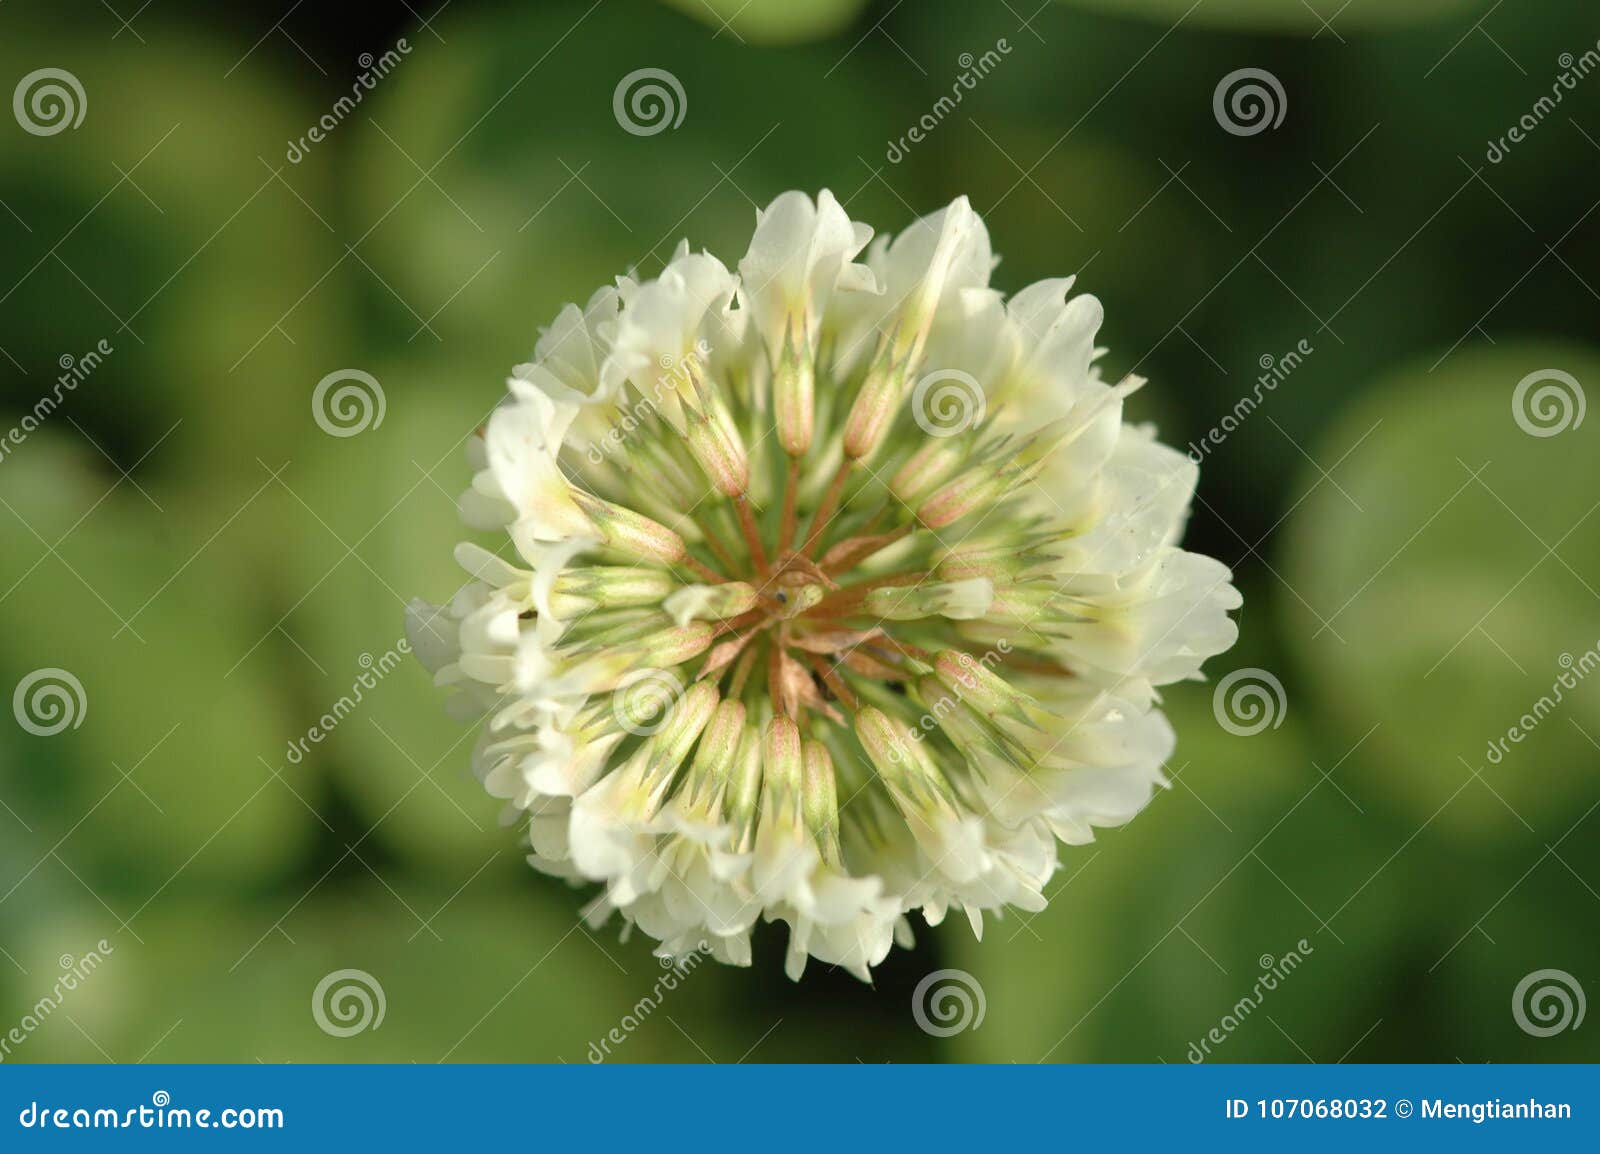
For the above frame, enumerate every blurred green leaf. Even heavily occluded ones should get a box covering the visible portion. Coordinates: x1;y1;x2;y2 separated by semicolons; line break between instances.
0;32;346;493
0;439;308;887
5;888;661;1062
942;690;1402;1062
350;0;895;363
660;0;871;43
255;372;505;871
1283;343;1600;836
1052;0;1475;32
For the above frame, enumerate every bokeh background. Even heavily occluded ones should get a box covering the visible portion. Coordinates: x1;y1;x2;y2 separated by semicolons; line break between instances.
2;0;1597;1063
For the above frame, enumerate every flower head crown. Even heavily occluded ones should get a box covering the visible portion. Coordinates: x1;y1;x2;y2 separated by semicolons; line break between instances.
408;191;1240;980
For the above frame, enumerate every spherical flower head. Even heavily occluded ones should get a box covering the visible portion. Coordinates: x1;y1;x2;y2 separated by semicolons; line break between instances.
407;190;1242;981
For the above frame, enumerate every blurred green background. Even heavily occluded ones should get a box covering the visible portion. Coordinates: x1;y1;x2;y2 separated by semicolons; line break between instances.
2;0;1597;1063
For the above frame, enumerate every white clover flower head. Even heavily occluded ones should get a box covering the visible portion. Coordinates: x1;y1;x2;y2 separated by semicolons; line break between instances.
407;190;1241;981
